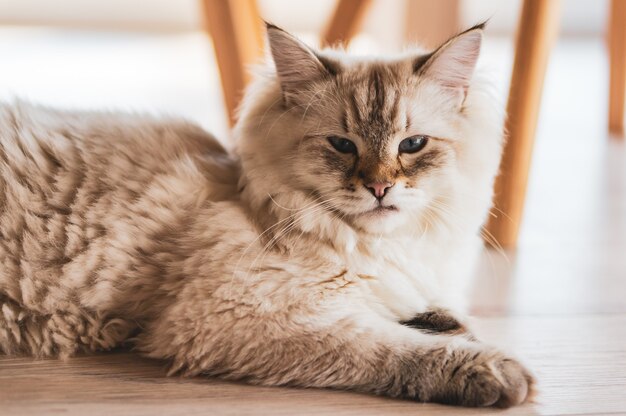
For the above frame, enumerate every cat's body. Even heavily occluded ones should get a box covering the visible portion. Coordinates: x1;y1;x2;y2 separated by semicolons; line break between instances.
0;102;239;353
0;24;533;407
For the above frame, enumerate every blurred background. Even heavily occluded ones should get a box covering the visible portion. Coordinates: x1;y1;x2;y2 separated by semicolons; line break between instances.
0;0;611;137
0;0;624;316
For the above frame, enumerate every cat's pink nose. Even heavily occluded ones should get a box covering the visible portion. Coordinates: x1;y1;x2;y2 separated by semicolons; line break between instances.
365;181;394;199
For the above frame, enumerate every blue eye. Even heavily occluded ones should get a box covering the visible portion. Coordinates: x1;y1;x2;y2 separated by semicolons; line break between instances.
328;136;357;154
399;135;428;154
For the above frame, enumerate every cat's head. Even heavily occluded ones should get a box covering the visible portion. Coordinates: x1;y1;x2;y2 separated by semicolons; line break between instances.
236;23;502;241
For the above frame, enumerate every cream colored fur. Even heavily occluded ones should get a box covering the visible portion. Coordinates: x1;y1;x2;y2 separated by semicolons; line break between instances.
0;24;533;407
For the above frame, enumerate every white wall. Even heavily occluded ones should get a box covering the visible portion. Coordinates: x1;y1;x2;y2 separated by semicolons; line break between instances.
0;0;202;31
461;0;609;37
0;0;611;40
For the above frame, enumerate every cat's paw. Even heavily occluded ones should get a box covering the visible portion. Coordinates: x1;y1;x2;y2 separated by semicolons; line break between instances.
435;347;535;408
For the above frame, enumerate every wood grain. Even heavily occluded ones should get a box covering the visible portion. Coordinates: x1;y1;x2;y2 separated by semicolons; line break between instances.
486;0;562;248
2;315;625;416
608;0;626;135
404;0;460;49
322;0;373;48
201;0;264;126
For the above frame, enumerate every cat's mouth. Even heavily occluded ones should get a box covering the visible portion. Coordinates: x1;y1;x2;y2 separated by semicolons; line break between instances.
364;205;398;215
323;199;399;220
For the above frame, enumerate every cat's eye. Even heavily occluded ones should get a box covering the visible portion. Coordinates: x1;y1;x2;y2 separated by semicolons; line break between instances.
399;135;429;154
327;136;357;154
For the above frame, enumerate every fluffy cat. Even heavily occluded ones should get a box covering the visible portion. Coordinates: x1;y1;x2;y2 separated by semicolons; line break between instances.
0;23;533;407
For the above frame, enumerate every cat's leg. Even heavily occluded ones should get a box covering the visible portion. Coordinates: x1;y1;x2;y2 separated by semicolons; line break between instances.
0;294;134;357
138;299;533;408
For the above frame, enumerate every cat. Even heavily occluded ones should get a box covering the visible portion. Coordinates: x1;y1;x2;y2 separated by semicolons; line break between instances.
0;23;534;407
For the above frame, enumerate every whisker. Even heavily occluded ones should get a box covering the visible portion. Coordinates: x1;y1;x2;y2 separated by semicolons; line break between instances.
235;197;341;290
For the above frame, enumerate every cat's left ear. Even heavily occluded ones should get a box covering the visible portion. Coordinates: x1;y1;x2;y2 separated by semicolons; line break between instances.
416;23;484;95
266;23;338;101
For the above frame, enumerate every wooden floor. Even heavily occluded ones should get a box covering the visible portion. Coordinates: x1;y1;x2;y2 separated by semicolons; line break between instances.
1;30;625;416
2;314;626;416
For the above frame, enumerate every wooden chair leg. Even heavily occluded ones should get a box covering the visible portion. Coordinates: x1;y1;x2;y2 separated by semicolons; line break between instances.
404;0;460;49
608;0;626;135
486;0;561;248
201;0;264;126
322;0;373;47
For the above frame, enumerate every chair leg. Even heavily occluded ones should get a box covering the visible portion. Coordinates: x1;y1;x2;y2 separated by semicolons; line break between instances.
486;0;561;248
201;0;264;126
322;0;373;47
404;0;460;49
608;0;626;135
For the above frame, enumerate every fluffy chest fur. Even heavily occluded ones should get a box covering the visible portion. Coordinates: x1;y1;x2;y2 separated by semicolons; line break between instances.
348;238;441;320
324;227;480;322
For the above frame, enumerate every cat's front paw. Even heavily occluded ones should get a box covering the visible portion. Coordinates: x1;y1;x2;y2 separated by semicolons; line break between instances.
435;347;535;408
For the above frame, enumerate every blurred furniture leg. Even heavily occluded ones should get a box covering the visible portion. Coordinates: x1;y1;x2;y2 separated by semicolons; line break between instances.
322;0;373;47
201;0;264;126
486;0;561;248
608;0;626;135
404;0;460;49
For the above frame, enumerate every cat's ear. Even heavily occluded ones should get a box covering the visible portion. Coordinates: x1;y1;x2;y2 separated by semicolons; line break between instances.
416;23;484;94
266;23;337;99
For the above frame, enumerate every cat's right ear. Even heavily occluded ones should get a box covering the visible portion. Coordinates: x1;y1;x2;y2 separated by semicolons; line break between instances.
266;23;337;100
415;23;484;98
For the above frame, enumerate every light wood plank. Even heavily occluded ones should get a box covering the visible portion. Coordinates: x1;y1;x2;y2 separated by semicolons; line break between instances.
608;0;626;135
201;0;264;126
486;0;562;248
322;0;373;47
